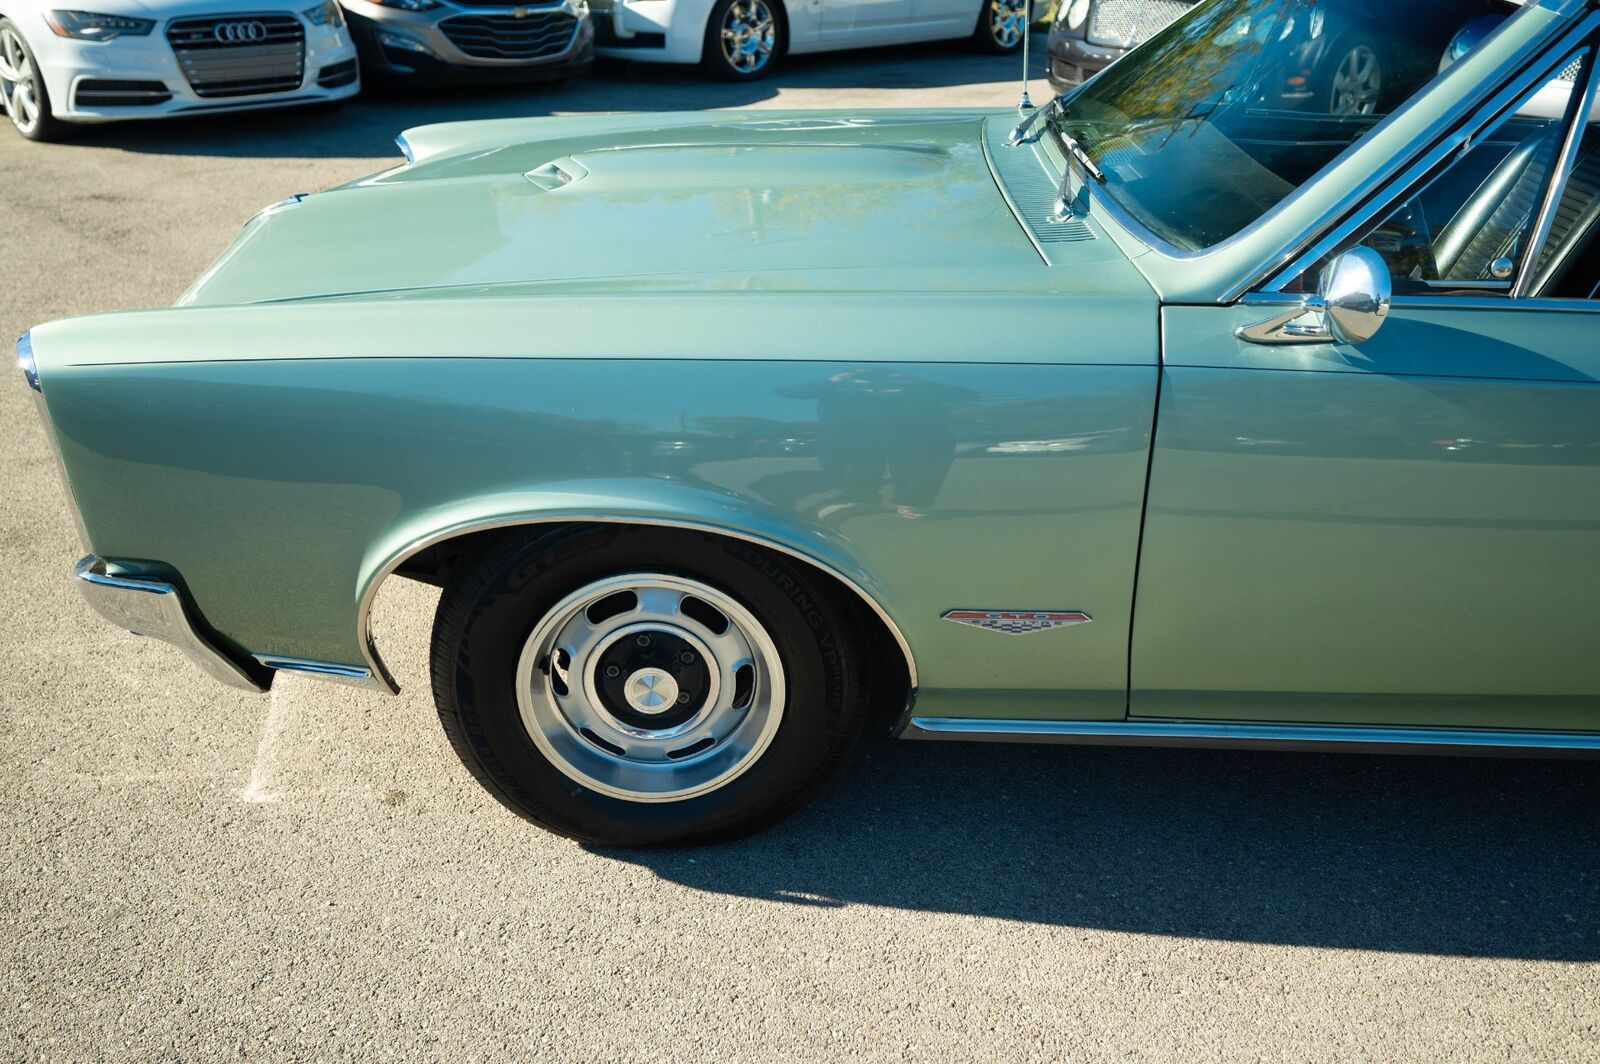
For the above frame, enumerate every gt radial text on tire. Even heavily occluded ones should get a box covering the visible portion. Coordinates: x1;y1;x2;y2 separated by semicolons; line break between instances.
429;525;869;846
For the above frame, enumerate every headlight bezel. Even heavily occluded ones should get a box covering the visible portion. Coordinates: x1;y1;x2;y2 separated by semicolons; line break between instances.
302;0;346;26
367;0;441;12
45;9;156;41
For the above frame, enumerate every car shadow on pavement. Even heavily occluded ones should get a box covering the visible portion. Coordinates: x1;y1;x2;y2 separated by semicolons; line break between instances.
593;734;1600;960
61;42;1042;161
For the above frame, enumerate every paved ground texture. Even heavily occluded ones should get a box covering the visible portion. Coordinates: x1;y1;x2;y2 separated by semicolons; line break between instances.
3;43;1599;1063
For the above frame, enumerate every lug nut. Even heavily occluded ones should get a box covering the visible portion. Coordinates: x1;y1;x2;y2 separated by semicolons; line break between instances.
604;665;620;678
676;692;691;705
636;634;652;647
680;651;695;664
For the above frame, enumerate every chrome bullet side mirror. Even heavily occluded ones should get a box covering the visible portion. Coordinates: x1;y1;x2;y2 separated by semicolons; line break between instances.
1237;246;1392;346
1320;246;1392;344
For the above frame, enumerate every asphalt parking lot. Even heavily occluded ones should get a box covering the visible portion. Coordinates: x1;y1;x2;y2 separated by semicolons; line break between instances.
3;43;1599;1061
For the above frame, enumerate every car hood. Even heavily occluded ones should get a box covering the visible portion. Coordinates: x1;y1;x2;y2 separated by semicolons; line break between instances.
54;0;327;20
181;110;1125;306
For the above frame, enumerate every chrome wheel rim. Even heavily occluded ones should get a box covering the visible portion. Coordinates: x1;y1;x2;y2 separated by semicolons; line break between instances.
989;0;1026;48
1329;44;1381;115
719;0;775;75
514;572;786;803
0;28;41;135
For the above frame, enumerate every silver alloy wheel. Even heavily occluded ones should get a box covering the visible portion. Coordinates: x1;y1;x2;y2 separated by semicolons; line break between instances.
0;28;42;136
989;0;1027;48
514;572;786;802
1329;43;1381;116
719;0;775;75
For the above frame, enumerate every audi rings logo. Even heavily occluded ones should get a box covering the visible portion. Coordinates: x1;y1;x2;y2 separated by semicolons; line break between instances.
213;20;268;43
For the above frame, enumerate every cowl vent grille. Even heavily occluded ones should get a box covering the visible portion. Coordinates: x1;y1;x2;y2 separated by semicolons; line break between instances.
985;118;1097;253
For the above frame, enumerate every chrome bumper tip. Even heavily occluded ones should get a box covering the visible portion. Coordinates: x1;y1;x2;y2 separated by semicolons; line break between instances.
72;555;268;693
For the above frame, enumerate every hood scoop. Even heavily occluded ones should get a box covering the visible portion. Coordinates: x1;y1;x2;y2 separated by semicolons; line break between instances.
525;156;590;191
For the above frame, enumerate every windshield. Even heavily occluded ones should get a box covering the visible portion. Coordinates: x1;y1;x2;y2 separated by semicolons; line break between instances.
1058;0;1524;252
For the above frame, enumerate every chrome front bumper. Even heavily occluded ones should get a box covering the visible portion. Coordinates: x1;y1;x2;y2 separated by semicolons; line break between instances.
73;555;266;692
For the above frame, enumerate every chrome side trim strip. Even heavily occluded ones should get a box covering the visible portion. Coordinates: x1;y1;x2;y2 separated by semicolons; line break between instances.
1243;292;1600;314
253;654;385;690
901;717;1600;758
73;555;266;693
357;516;920;702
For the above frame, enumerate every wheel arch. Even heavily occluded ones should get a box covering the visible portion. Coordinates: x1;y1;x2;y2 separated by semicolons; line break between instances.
356;489;917;708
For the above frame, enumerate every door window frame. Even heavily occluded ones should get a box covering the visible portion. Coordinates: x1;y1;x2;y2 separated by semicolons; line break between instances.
1240;11;1600;314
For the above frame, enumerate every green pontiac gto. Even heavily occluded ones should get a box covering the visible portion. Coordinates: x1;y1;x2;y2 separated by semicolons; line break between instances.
19;0;1600;844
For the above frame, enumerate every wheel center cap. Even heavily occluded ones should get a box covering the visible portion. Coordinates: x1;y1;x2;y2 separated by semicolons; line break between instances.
623;667;680;715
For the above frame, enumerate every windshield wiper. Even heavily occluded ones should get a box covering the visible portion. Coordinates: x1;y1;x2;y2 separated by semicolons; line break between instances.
1046;118;1104;221
1007;97;1105;220
1049;119;1105;185
1006;94;1065;146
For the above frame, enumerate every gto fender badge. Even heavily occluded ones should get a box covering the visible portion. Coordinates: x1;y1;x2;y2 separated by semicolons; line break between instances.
942;610;1092;634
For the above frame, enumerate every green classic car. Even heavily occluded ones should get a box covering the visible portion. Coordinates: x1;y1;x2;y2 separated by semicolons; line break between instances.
20;0;1600;844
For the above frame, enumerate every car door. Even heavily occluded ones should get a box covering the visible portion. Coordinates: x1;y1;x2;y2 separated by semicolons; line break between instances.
1131;59;1600;732
815;0;914;46
905;0;978;41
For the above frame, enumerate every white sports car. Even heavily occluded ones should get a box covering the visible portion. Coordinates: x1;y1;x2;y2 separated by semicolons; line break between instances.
589;0;1026;80
0;0;358;140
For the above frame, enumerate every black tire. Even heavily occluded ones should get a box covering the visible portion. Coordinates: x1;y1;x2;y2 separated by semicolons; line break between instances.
971;0;1027;55
699;0;783;81
0;19;70;142
1315;33;1384;116
430;524;868;846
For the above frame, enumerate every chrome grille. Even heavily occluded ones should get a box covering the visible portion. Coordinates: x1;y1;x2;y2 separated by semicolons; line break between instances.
439;11;578;60
1087;0;1190;48
166;14;304;98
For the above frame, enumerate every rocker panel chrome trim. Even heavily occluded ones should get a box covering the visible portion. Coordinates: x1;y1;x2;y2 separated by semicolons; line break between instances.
254;654;386;690
900;717;1600;757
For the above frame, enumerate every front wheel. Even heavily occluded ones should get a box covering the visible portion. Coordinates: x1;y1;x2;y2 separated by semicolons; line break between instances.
0;20;68;142
1319;35;1384;116
429;525;868;846
971;0;1027;54
700;0;782;81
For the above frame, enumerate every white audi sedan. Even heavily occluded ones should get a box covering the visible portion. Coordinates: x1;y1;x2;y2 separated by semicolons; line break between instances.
590;0;1025;80
0;0;358;140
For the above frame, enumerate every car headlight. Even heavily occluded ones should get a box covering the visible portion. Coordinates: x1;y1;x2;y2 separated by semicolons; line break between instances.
302;0;345;26
368;0;440;11
1063;0;1090;30
45;10;155;40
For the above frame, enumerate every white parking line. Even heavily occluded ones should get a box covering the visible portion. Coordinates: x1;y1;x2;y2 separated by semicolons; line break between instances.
240;681;292;804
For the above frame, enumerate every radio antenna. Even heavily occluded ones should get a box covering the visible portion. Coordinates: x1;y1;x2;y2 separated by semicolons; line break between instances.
1016;0;1033;113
